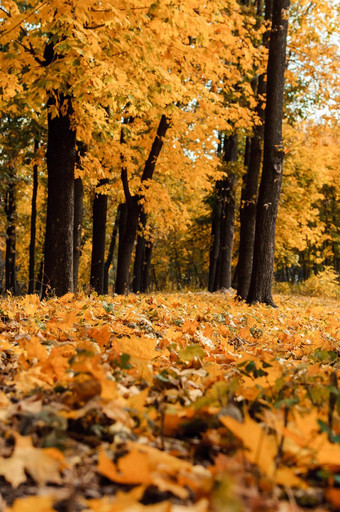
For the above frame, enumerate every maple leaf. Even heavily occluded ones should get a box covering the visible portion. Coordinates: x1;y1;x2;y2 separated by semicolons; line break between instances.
0;434;66;488
220;414;278;478
97;442;211;499
4;495;55;512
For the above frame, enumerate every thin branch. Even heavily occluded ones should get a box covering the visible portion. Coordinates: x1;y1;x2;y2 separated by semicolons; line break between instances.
84;23;106;30
0;0;48;39
0;6;10;17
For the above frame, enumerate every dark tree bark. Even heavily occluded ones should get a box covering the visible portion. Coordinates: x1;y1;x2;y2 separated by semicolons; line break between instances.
208;199;222;292
43;92;76;297
35;258;44;297
132;211;153;293
90;179;108;294
115;114;171;294
42;40;76;297
237;0;273;300
73;177;84;291
247;0;290;306
209;134;238;291
103;205;121;295
5;179;16;294
115;200;139;295
28;140;39;294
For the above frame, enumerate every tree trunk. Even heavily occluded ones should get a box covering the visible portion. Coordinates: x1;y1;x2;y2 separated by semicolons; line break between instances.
90;179;108;294
132;211;153;293
209;134;238;291
28;140;39;294
208;200;222;292
103;205;121;295
43;92;76;297
237;0;272;300
142;241;153;292
115;199;140;294
132;214;146;294
5;180;16;294
73;177;84;291
115;114;170;295
247;0;290;306
219;135;238;289
35;258;44;297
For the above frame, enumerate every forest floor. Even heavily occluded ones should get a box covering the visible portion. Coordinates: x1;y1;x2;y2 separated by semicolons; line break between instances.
0;291;339;512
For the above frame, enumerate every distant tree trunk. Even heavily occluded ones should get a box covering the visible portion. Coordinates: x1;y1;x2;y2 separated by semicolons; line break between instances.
103;205;121;295
209;134;238;291
132;211;153;293
5;179;16;294
208;199;222;292
28;140;39;294
247;0;290;306
90;179;108;294
132;216;146;294
73;177;84;291
35;258;44;296
115;198;140;295
142;241;153;292
115;114;170;294
43;92;76;297
237;0;272;300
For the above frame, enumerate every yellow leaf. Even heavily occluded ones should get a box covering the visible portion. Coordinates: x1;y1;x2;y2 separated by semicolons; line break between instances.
5;495;55;512
274;467;306;488
0;434;65;488
118;336;157;361
97;448;153;485
220;415;278;477
88;324;111;348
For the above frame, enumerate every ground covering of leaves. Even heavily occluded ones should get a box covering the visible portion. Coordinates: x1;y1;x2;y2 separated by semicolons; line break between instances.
0;292;339;512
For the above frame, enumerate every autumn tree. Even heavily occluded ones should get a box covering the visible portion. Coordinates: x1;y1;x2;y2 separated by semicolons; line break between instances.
247;0;291;306
116;115;171;295
236;0;272;300
208;134;239;292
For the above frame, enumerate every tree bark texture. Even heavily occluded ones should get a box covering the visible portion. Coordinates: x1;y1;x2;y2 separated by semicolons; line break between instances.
73;177;84;291
132;211;153;293
103;205;121;294
115;199;139;295
28;140;39;294
5;180;16;294
237;0;273;300
115;114;170;294
208;134;238;292
247;0;290;306
90;179;108;294
43;93;76;297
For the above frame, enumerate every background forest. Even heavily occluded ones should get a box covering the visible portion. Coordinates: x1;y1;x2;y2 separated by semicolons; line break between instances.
1;3;340;511
0;0;339;300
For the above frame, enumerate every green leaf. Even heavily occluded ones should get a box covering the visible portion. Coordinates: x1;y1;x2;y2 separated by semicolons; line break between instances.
102;301;114;313
178;344;205;362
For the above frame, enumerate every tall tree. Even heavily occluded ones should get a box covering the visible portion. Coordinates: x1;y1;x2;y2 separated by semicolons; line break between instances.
237;0;273;300
247;0;290;306
90;179;108;294
73;177;84;291
115;114;171;295
5;175;16;294
132;211;153;294
208;134;238;292
103;205;121;295
43;92;76;296
28;140;39;294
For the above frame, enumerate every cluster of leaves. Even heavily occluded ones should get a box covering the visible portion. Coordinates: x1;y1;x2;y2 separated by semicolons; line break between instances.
276;268;340;300
0;292;339;511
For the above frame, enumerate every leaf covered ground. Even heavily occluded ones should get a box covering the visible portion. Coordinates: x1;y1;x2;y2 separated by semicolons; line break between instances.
0;292;339;512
